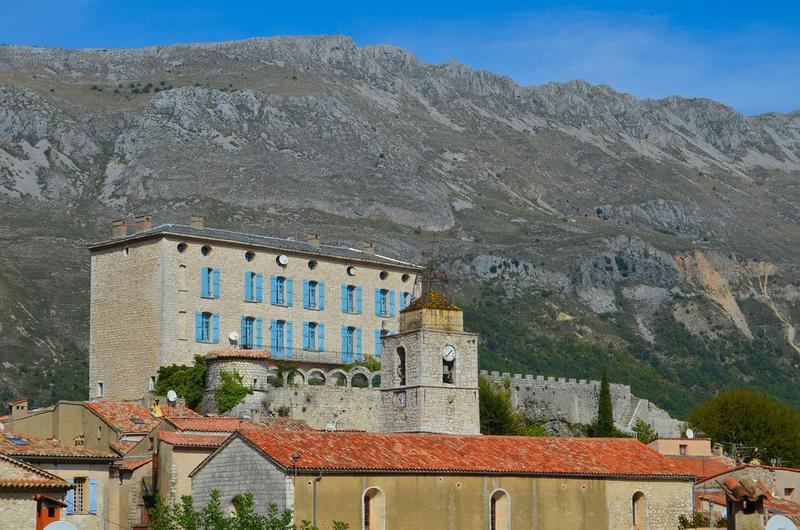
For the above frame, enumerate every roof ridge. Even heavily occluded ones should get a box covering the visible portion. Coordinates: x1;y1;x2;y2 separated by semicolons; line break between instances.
0;453;69;482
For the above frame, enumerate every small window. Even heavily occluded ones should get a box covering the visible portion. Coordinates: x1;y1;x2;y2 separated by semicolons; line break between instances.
244;251;255;262
307;281;319;309
346;266;356;276
396;347;406;386
199;312;213;342
401;273;410;282
123;247;131;257
149;376;156;392
632;491;646;530
275;276;287;305
303;322;318;351
379;271;388;280
490;490;510;530
242;316;255;349
47;506;55;518
73;477;87;512
363;488;385;530
344;326;356;355
377;289;389;316
679;444;687;456
177;242;187;253
201;245;211;256
97;382;104;398
96;426;102;440
308;260;318;270
344;285;357;313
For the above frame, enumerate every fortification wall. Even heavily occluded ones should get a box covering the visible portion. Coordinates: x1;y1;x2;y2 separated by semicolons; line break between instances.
480;370;683;437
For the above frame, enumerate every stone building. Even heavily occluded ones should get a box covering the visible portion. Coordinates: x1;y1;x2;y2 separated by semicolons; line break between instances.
0;453;71;530
88;216;421;401
190;429;695;530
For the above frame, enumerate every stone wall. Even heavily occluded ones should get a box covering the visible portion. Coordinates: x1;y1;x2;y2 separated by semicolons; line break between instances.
480;370;683;437
191;437;292;514
606;479;693;530
0;492;37;528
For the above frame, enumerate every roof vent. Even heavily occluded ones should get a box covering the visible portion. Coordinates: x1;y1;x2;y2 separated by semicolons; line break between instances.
190;216;204;229
307;234;321;248
362;242;376;255
134;215;153;232
112;219;128;238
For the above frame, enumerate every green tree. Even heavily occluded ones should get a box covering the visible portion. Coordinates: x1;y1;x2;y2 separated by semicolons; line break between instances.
688;388;800;466
632;419;659;444
155;355;208;411
479;376;546;436
678;512;710;529
215;370;253;414
589;366;616;437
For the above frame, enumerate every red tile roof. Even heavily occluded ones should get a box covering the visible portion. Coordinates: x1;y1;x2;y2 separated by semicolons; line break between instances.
663;455;736;481
0;432;116;460
110;440;139;456
8;399;27;406
85;401;197;434
206;349;270;360
166;416;313;433
159;432;228;448
228;431;694;478
0;454;72;490
112;457;152;471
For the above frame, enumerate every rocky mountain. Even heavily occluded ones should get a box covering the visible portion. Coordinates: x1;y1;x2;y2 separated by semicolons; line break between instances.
1;36;799;418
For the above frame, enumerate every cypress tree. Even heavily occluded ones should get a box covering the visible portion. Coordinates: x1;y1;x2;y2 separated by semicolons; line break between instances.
593;366;615;437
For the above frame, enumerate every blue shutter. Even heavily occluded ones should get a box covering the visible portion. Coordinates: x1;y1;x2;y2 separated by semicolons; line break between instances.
244;272;252;301
302;321;310;350
195;312;203;342
286;321;293;358
341;325;348;362
318;323;325;351
66;478;75;514
212;313;220;343
213;269;221;299
201;267;210;297
286;278;294;307
270;319;279;357
356;328;363;361
255;273;263;303
255;318;263;348
303;280;310;309
319;282;325;310
240;316;246;344
89;479;97;514
341;284;347;312
401;292;409;310
374;288;381;316
389;290;396;317
270;275;278;305
375;329;382;357
357;287;363;314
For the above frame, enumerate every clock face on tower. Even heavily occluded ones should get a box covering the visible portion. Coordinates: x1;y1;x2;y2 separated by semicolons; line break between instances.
442;345;457;362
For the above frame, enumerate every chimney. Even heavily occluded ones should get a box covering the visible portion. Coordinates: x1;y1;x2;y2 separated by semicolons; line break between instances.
134;215;153;232
307;234;321;248
111;219;128;238
362;242;376;255
9;399;28;420
190;216;204;229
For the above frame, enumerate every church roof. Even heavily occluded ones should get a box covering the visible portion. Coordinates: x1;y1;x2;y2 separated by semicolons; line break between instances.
203;431;695;479
400;289;459;313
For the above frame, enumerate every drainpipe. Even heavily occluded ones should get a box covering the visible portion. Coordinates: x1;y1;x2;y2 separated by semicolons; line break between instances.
312;472;323;527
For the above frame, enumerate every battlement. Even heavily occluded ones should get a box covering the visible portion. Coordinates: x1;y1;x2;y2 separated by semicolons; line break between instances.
479;370;629;393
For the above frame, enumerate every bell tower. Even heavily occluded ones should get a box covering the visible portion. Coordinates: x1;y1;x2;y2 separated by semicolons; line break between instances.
379;289;480;435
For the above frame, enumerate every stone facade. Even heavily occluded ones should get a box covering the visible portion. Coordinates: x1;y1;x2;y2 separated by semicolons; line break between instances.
89;223;420;401
480;370;683;437
191;437;292;514
0;492;37;528
606;479;693;530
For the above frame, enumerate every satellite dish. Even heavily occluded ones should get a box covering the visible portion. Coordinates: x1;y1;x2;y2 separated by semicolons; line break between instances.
166;390;178;403
767;515;798;530
44;522;79;530
686;428;695;439
229;331;239;344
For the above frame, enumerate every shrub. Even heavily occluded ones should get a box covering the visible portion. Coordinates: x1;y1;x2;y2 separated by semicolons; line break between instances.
214;370;251;414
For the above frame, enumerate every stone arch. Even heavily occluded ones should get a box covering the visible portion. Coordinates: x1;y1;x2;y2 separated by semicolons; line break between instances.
286;369;306;386
327;369;348;387
362;486;385;530
307;369;327;386
371;373;382;388
266;366;282;388
632;491;647;530
351;372;369;388
489;489;510;530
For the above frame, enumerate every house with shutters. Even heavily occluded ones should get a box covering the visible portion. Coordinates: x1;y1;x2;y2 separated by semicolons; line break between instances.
0;453;72;530
88;215;421;401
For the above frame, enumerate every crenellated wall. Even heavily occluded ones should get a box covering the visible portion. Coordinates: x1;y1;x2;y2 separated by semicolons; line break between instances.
479;370;683;437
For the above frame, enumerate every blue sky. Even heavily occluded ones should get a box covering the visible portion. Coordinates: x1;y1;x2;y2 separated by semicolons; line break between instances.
1;1;798;115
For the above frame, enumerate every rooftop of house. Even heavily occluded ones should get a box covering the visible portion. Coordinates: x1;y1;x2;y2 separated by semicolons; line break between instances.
199;431;696;479
400;289;459;313
0;453;72;490
89;223;422;270
159;432;229;449
85;400;198;435
111;456;153;472
165;415;313;434
663;455;736;481
0;432;116;460
109;440;139;456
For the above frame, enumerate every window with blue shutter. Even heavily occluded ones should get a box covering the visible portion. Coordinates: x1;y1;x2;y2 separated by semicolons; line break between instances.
88;479;97;514
374;288;382;316
241;317;255;349
270;319;279;357
212;313;220;343
375;329;383;357
302;321;310;350
303;280;310;308
303;322;319;351
255;318;263;348
255;273;263;303
195;312;203;342
319;282;325;310
356;327;363;361
376;289;389;316
286;278;294;307
389;290;396;317
341;284;347;312
286;320;293;358
244;272;253;301
201;267;211;298
340;325;349;363
65;478;75;514
272;276;288;305
356;287;363;314
197;312;213;343
270;275;278;305
401;291;410;310
213;269;220;299
318;323;325;351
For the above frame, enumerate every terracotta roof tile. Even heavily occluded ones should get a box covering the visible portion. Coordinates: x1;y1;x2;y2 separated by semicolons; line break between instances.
112;457;152;471
110;440;139;456
159;432;228;448
85;401;198;434
663;455;736;481
0;454;72;490
166;416;247;432
206;349;270;360
235;431;694;477
0;432;116;459
260;417;314;432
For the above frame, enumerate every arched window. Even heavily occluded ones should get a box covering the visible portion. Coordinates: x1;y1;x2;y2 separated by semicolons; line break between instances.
632;491;646;530
396;347;406;386
490;489;510;530
363;487;385;530
443;358;455;384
